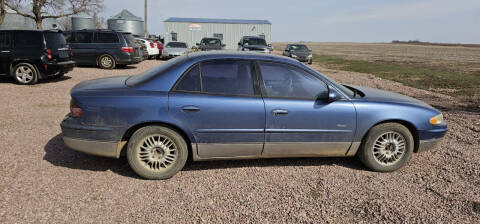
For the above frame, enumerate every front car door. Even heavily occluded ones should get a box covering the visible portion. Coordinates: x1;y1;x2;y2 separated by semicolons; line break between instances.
169;59;265;159
257;61;357;157
0;31;12;75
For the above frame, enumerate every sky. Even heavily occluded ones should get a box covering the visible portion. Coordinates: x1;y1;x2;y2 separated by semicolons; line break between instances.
101;0;480;43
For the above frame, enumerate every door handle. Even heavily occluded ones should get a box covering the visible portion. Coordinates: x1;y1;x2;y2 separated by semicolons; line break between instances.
1;51;10;53
272;109;288;115
182;105;201;112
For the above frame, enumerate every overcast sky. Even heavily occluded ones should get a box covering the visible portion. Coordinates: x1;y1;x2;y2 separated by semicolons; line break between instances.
101;0;480;43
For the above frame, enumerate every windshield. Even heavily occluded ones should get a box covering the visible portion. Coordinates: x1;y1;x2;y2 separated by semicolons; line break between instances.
201;38;221;46
45;32;67;48
166;42;187;48
126;55;187;86
290;44;309;51
244;38;267;46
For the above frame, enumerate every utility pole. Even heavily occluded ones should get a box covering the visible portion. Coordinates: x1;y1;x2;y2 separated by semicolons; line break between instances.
144;0;148;38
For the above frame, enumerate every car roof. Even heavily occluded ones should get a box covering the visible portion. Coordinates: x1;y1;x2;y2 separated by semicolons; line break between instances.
186;51;300;64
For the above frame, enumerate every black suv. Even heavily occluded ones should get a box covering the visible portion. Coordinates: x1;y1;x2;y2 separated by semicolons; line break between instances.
196;37;225;51
0;30;75;85
237;36;271;53
63;30;142;69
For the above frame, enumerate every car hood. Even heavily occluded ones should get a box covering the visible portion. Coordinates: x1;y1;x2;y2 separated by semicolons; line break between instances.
72;75;129;95
163;47;189;53
351;85;433;108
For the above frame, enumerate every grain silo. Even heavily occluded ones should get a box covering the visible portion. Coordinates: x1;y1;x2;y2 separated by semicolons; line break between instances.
0;6;57;30
107;9;144;37
72;15;95;30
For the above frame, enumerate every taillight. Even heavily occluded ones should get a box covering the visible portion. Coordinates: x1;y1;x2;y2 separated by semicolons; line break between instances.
121;47;134;53
45;49;52;60
156;42;163;50
149;42;154;48
69;47;73;56
70;99;83;118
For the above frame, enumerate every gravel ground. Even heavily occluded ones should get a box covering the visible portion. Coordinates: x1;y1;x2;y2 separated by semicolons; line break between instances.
0;58;479;223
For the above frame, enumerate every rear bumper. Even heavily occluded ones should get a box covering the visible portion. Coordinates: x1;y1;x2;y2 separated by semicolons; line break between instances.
63;137;124;158
44;60;75;75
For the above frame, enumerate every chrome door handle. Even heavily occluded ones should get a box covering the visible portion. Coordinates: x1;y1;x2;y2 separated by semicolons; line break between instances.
1;51;10;53
182;105;201;112
272;109;288;115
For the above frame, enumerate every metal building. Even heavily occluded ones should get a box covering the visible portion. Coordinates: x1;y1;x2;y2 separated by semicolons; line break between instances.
0;6;57;30
107;9;144;37
71;15;95;30
164;18;272;50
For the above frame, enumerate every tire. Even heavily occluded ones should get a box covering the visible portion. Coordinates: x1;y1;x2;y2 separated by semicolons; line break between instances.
127;126;188;180
116;64;127;69
308;59;313;64
52;72;65;79
358;123;414;172
98;54;116;69
12;63;38;85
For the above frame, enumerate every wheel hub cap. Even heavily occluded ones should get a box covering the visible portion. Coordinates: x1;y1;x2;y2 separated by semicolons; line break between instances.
372;131;406;165
138;135;177;171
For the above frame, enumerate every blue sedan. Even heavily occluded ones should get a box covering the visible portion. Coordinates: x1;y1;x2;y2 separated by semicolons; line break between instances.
61;52;447;179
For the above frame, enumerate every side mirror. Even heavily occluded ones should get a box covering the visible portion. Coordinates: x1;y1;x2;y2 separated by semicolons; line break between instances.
196;43;199;46
327;88;342;102
238;42;242;46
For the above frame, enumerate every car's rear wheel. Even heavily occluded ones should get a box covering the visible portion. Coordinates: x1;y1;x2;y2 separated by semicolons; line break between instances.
98;54;116;69
358;123;414;172
13;63;38;85
126;126;188;180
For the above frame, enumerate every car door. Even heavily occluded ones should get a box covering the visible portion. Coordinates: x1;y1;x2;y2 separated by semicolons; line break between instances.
0;31;12;74
169;59;265;159
71;31;94;65
257;61;356;157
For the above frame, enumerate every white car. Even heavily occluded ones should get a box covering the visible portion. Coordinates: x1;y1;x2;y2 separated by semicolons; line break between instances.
135;38;159;59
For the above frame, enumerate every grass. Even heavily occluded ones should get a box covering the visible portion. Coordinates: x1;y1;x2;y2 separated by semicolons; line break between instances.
313;54;480;102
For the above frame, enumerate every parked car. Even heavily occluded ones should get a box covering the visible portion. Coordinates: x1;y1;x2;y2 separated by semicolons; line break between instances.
0;30;75;85
135;38;159;59
283;44;313;64
61;52;447;179
136;39;149;60
161;42;189;59
196;37;225;51
63;30;142;69
238;36;271;53
153;40;164;58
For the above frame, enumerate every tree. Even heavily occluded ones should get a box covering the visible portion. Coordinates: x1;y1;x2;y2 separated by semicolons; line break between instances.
0;0;6;26
5;0;103;29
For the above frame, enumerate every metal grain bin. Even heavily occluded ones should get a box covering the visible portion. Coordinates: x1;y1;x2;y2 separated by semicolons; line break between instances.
72;15;94;30
107;9;144;37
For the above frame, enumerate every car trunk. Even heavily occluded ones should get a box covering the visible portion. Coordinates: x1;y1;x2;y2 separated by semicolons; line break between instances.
44;32;71;62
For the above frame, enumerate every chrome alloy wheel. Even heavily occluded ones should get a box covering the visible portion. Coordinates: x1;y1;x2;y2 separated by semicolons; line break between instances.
372;131;406;165
15;65;34;84
100;56;113;68
138;135;177;171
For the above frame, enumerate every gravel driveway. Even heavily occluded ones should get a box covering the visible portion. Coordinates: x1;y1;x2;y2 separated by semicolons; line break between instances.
0;59;479;223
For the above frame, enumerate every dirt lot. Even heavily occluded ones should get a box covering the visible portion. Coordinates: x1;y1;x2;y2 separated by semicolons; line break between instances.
0;58;479;223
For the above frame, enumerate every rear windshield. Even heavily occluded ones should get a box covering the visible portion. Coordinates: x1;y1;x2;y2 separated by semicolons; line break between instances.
45;32;67;48
126;55;187;86
122;33;137;46
166;42;187;48
244;38;266;46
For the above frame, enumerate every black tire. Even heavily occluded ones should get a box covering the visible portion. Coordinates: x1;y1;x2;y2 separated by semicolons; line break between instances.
98;54;116;69
358;123;414;172
12;63;38;85
116;64;127;69
127;126;188;180
308;59;313;64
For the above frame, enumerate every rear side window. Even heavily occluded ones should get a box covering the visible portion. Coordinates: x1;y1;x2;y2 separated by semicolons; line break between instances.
122;33;136;45
44;32;67;49
201;60;254;96
74;32;93;43
96;32;119;43
14;32;42;47
0;32;10;47
176;65;200;92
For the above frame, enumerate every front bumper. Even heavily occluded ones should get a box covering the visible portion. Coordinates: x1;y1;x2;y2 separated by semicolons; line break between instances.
417;138;443;153
417;127;447;153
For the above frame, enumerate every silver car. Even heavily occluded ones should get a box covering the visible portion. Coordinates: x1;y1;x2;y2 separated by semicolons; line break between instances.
161;42;189;59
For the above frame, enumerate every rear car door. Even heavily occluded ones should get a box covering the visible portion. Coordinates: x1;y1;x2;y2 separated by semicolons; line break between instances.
71;31;94;65
169;59;265;159
258;61;356;157
0;31;12;74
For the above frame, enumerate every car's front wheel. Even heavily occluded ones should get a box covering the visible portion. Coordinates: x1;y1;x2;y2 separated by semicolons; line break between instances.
358;123;414;172
127;126;188;180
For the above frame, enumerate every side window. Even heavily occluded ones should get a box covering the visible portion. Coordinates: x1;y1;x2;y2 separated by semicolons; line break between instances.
0;32;10;48
96;32;119;43
171;32;177;41
63;32;74;43
201;60;254;96
14;32;42;47
75;32;93;43
176;65;200;92
259;62;328;99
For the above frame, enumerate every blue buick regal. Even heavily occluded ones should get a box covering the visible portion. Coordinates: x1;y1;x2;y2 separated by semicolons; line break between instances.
60;52;447;179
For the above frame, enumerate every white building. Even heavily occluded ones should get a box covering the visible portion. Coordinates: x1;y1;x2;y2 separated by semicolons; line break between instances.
164;17;272;49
